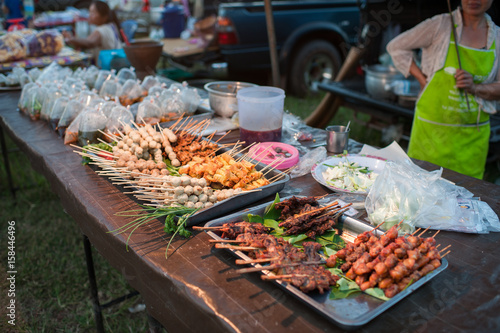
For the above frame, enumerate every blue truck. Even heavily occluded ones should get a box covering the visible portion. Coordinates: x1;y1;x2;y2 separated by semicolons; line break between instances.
173;0;361;97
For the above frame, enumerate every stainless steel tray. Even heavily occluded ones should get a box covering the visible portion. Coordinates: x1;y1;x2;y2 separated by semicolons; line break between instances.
203;197;448;329
186;161;289;226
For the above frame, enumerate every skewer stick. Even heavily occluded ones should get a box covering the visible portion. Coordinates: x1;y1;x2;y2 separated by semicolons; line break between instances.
168;114;185;130
441;250;451;258
372;221;385;233
235;261;326;274
293;201;339;219
439;245;451;253
411;228;422;236
235;257;280;265
261;274;309;280
208;239;246;243
418;226;430;237
214;130;232;144
215;244;262;251
431;230;441;238
436;244;441;248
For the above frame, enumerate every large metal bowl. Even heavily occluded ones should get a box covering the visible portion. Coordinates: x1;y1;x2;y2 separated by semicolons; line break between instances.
204;81;258;117
364;65;404;100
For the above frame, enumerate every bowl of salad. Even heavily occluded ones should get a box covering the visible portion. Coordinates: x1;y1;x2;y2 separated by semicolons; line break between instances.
311;154;386;194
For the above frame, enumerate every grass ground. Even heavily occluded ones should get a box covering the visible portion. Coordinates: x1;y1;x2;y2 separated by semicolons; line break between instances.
1;89;498;332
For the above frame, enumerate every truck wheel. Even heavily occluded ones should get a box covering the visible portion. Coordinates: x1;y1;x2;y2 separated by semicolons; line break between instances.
289;40;341;98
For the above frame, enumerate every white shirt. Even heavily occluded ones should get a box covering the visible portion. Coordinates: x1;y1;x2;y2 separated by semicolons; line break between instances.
386;8;500;113
92;23;122;63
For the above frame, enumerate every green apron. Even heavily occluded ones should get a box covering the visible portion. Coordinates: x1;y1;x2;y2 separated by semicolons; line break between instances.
408;33;494;179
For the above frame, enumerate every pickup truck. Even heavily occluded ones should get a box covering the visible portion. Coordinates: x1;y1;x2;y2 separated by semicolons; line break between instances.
174;0;361;97
216;0;360;97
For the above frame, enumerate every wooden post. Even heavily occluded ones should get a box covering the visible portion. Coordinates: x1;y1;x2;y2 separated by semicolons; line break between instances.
264;0;281;87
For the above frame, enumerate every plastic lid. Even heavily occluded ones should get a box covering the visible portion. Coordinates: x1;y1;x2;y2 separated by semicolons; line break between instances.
248;142;299;170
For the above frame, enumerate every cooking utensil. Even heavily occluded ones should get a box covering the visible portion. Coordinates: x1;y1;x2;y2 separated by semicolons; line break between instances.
204;81;258;118
364;65;404;100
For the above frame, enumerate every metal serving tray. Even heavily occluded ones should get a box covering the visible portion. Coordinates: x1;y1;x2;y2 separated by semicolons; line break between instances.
203;197;448;330
185;161;289;226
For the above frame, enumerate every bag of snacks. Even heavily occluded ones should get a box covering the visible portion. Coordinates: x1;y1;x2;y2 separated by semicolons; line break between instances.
18;82;37;113
141;75;160;91
105;105;134;140
136;97;162;125
58;99;84;137
94;70;114;92
119;79;145;106
26;29;64;57
77;108;109;146
0;30;32;62
48;96;69;131
40;86;63;121
99;77;122;99
116;67;136;84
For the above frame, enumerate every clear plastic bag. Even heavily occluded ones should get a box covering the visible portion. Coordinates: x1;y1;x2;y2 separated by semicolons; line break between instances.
105;105;134;140
365;160;478;234
119;79;145;106
136;97;162;125
116;67;136;84
48;96;69;131
58;99;85;137
77;107;108;146
289;146;327;179
99;77;122;99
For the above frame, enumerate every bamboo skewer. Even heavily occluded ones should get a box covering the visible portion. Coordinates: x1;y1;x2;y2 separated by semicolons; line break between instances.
418;226;431;237
235;257;280;264
439;245;451;253
235;261;326;274
214;244;263;251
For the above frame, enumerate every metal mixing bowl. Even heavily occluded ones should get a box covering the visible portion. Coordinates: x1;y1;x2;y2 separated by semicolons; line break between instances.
364;65;404;100
204;81;258;117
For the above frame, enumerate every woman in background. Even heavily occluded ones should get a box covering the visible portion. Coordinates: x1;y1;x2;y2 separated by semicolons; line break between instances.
387;0;500;179
64;1;122;64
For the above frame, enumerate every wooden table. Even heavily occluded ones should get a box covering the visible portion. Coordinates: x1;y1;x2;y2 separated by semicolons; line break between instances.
1;90;500;332
161;36;218;59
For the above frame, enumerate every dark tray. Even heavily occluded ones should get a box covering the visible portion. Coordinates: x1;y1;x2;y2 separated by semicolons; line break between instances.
203;197;448;330
186;160;289;226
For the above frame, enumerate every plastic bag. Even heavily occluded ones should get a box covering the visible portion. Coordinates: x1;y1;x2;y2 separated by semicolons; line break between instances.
26;29;64;57
136;97;162;125
365;160;476;233
289;146;327;179
77;107;108;146
119;79;145;106
48;96;69;131
58;99;85;137
105;105;134;140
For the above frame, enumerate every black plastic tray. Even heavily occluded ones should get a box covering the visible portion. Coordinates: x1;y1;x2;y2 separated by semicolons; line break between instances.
203;197;448;330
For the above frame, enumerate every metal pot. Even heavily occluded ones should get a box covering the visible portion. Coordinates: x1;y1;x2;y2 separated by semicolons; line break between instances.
364;65;404;100
204;81;258;117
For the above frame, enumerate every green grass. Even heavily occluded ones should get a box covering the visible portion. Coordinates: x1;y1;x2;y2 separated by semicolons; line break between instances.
0;91;498;332
0;137;149;332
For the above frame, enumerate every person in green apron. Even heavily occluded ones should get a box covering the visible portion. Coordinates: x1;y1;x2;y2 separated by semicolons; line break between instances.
387;0;500;179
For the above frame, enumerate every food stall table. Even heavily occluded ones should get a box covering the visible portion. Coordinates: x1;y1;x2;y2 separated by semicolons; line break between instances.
318;77;500;162
1;89;500;332
0;47;91;73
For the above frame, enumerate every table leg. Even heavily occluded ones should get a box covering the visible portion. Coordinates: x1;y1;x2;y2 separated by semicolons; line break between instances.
83;234;141;332
0;125;17;200
83;234;105;333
